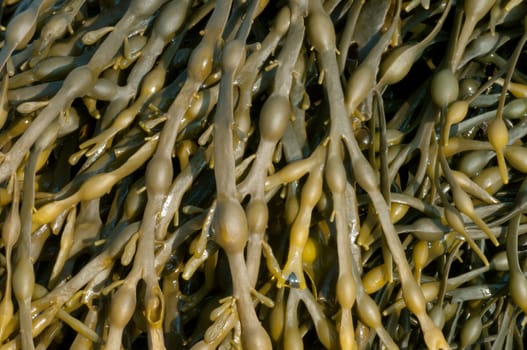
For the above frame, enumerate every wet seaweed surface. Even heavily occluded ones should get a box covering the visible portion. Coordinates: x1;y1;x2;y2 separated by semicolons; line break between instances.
0;0;527;349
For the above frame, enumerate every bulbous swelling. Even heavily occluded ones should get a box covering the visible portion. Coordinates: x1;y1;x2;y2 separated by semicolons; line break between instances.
431;69;459;108
213;198;249;254
259;94;290;143
1;1;526;349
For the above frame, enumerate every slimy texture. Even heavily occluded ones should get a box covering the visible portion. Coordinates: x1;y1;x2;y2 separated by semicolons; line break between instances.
0;1;527;349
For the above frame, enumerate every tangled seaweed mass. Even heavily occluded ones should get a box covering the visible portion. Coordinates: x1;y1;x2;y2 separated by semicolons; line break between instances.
1;0;527;349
